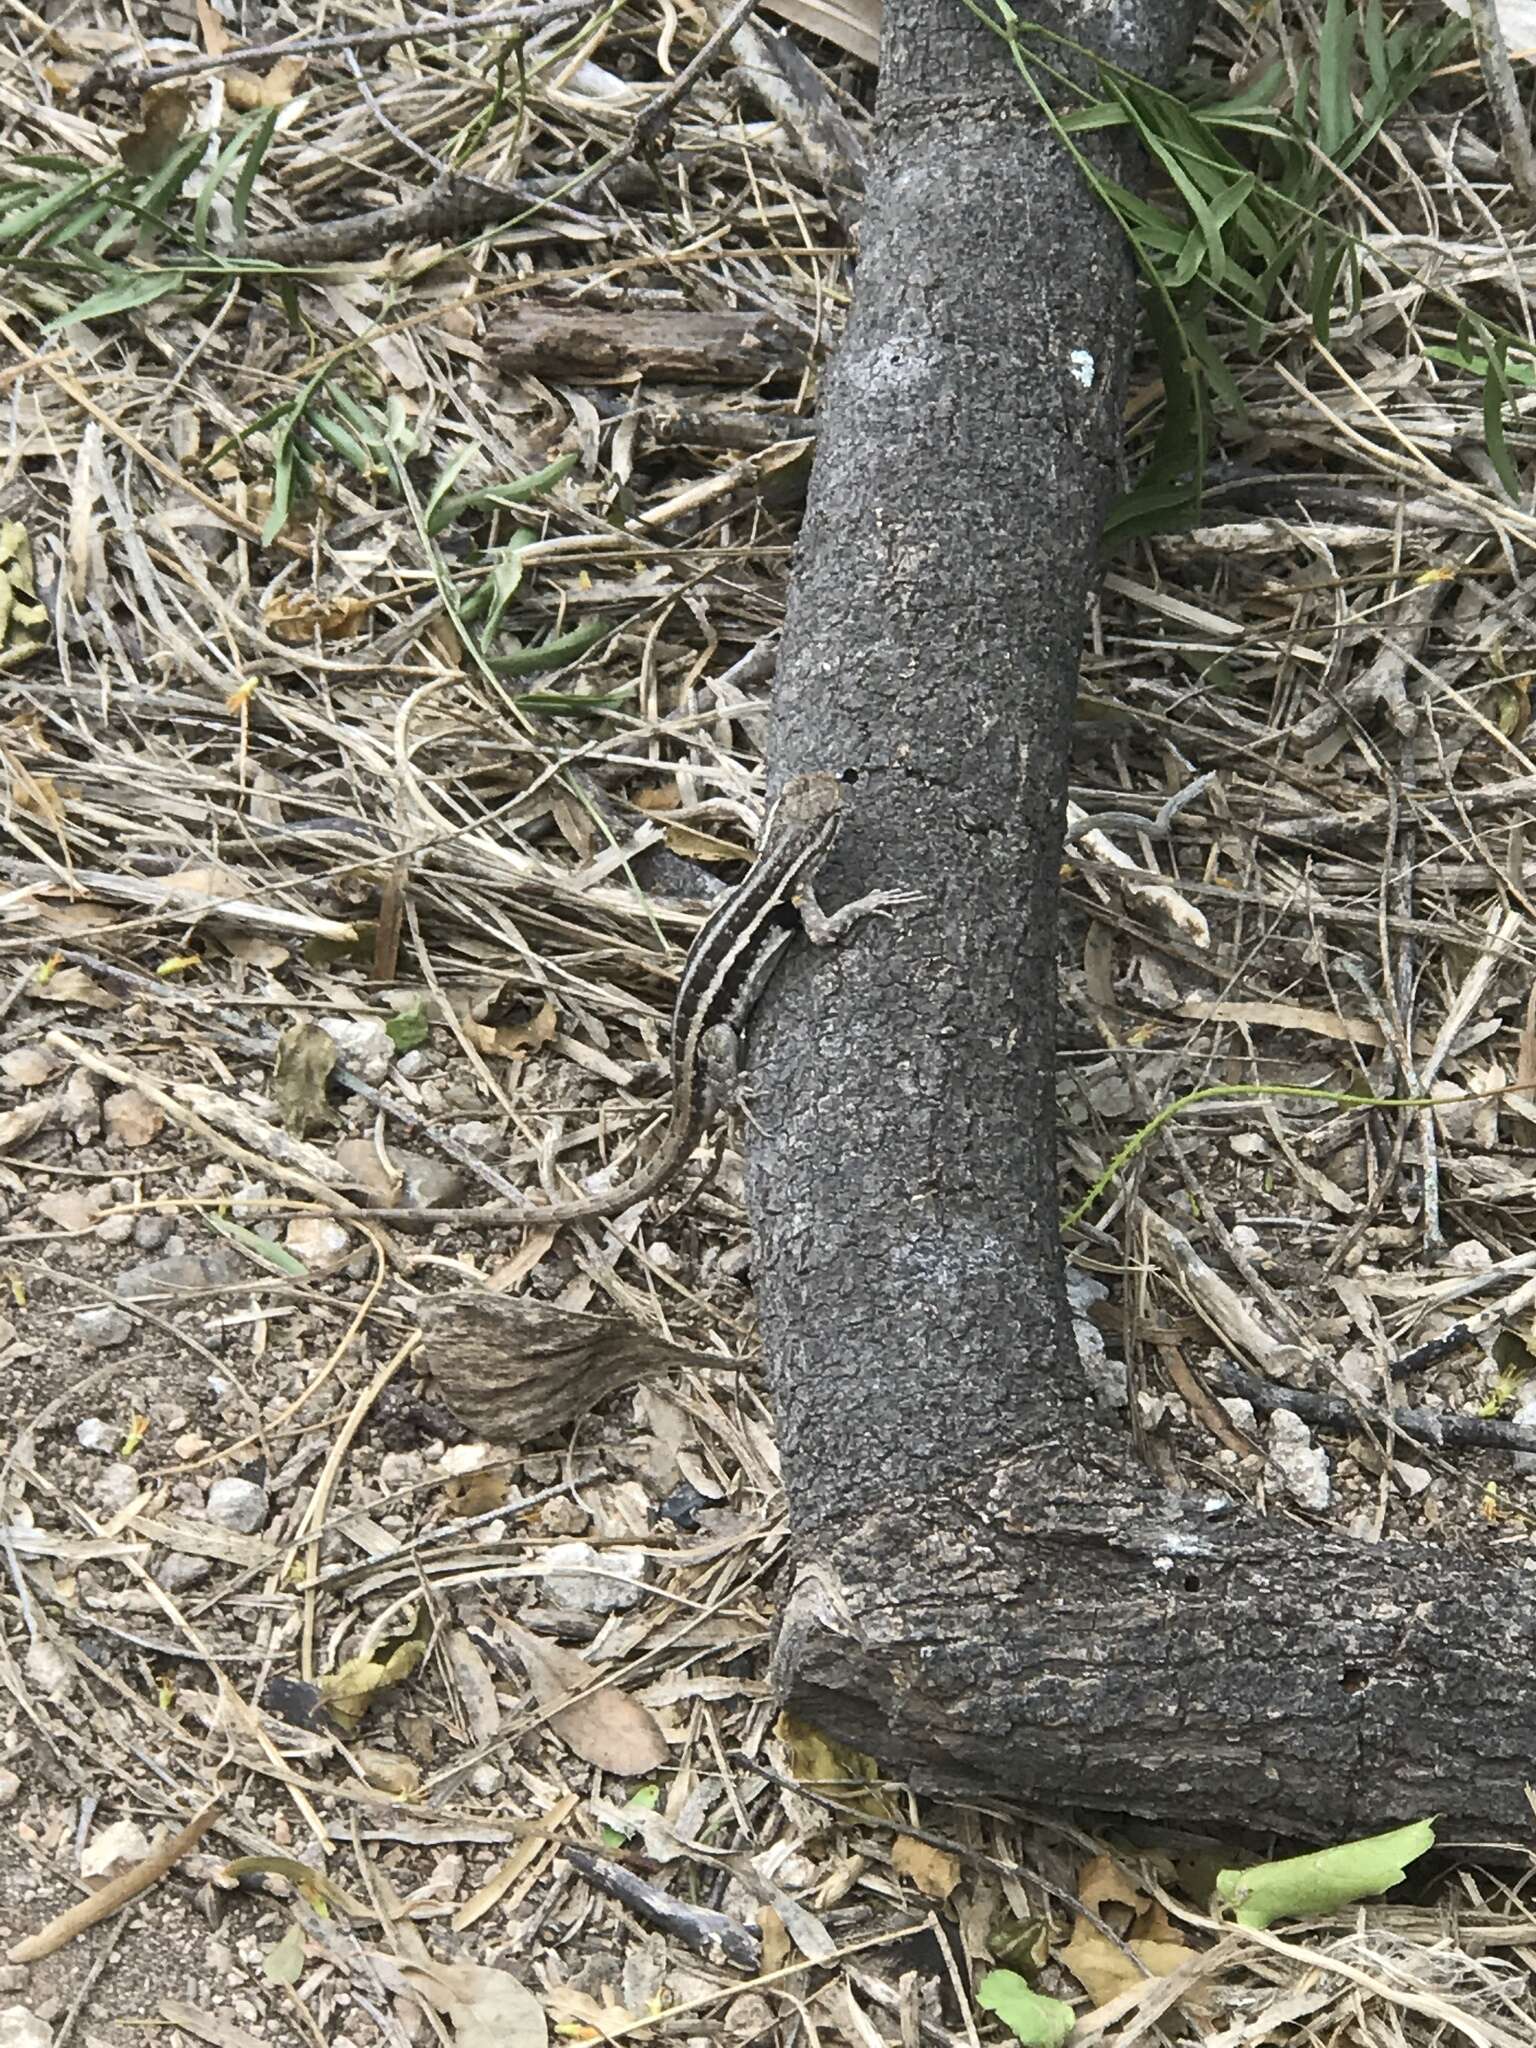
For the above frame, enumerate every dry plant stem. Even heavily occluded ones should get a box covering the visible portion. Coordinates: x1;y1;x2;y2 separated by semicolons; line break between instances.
78;1;586;92
1466;0;1536;212
239;0;762;264
7;1802;223;1963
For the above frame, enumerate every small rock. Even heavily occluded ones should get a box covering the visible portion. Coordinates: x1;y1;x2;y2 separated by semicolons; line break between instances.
319;1015;394;1084
283;1216;351;1267
467;1763;502;1798
75;1418;117;1454
81;1819;150;1881
0;2007;52;2048
0;1769;20;1808
205;1477;268;1535
540;1540;647;1614
1394;1460;1432;1496
91;1213;135;1246
154;1552;213;1595
1267;1407;1331;1511
378;1452;426;1493
132;1213;175;1251
1218;1397;1257;1433
93;1463;142;1516
394;1050;429;1080
23;1638;73;1702
0;1970;25;1995
73;1307;133;1352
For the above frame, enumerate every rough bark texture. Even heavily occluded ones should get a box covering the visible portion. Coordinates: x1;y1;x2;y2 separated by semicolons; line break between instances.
751;0;1536;1835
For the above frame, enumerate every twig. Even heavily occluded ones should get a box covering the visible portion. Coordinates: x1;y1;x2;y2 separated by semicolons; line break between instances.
8;1802;223;1963
1466;0;1536;213
235;0;761;265
75;1;585;95
1213;1361;1536;1461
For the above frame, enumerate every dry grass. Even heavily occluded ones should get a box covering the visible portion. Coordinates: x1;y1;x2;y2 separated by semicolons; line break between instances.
1;0;1535;2044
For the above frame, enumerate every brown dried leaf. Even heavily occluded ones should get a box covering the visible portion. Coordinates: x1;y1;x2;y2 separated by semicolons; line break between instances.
399;1958;547;2048
35;965;117;1010
119;87;192;175
104;1087;163;1148
225;57;306;108
0;1097;59;1152
506;1625;669;1776
273;1020;337;1137
892;1833;960;1902
37;1188;106;1233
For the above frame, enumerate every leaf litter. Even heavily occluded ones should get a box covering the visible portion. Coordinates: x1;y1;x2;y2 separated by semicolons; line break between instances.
0;1;1534;2045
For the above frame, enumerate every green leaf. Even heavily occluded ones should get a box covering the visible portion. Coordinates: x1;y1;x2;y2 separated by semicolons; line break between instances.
1216;1818;1436;1930
194;107;270;250
45;268;185;330
484;614;609;676
599;1783;659;1849
230;108;280;238
976;1970;1075;2047
1317;0;1354;159
426;449;580;535
203;1212;309;1278
262;1921;307;1985
1482;346;1521;502
385;1001;429;1053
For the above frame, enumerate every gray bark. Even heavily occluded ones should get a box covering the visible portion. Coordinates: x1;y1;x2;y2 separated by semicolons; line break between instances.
751;0;1536;1835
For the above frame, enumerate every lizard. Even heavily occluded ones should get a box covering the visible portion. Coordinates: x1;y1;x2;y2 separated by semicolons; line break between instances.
362;771;917;1226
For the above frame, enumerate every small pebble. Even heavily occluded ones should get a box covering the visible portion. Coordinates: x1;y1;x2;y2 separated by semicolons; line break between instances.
73;1307;133;1352
0;2007;53;2048
1267;1407;1331;1511
90;1213;135;1246
0;1770;19;1809
132;1213;175;1251
155;1552;214;1595
540;1540;647;1614
93;1463;142;1516
75;1418;117;1454
205;1477;268;1535
319;1015;394;1083
284;1216;351;1267
81;1819;150;1880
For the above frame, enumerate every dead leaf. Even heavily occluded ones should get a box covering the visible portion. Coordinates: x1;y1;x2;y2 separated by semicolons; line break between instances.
462;992;558;1060
34;965;116;1010
222;934;291;971
0;1046;57;1087
194;0;231;56
273;1020;337;1136
892;1833;960;1901
775;1711;901;1821
1058;1854;1193;2004
441;1629;502;1747
12;770;71;829
1059;1919;1190;2005
119;87;192;175
0;1097;58;1152
37;1188;106;1233
318;1616;428;1734
506;1625;668;1776
263;590;373;642
225;57;306;109
104;1087;163;1148
356;1749;423;1800
399;1958;547;2048
663;821;752;865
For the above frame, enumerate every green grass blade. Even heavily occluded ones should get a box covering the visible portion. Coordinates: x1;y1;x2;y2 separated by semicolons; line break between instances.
44;267;186;330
